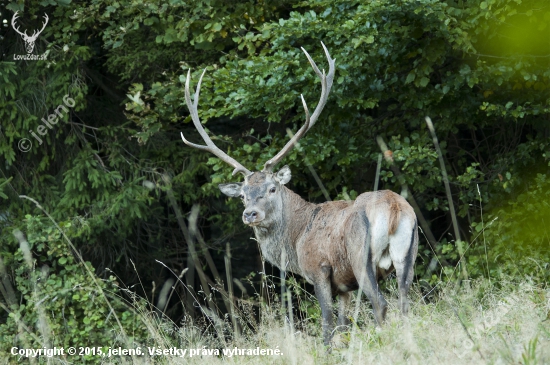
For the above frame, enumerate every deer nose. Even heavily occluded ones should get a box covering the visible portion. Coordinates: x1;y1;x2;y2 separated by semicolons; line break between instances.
243;210;257;223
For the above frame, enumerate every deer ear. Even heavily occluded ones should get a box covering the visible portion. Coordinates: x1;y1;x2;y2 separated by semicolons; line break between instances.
219;183;243;197
275;165;292;185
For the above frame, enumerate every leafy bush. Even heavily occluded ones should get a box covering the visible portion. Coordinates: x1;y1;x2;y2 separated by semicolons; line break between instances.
0;215;149;363
469;172;550;282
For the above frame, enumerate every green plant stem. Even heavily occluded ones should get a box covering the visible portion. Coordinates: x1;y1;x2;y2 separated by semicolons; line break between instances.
225;242;240;338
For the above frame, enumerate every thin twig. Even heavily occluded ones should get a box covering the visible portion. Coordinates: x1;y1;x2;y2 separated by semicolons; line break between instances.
225;242;240;338
425;116;468;281
374;153;382;191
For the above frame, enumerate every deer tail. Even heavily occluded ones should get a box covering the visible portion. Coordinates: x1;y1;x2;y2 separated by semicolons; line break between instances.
388;198;401;236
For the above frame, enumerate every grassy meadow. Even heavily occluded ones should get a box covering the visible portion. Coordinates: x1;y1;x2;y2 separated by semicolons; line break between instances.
2;248;548;365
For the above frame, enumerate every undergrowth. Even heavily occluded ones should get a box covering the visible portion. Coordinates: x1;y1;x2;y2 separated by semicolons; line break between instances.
1;245;549;365
1;197;549;364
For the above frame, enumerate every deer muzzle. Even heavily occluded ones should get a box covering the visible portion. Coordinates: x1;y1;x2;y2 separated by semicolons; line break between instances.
242;209;264;225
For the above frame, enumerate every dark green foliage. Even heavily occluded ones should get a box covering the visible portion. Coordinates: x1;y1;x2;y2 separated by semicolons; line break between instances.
469;172;550;282
0;217;149;362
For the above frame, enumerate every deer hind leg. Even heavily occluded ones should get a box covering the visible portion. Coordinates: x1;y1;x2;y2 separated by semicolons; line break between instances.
355;211;387;326
389;220;418;315
357;250;388;326
336;292;351;330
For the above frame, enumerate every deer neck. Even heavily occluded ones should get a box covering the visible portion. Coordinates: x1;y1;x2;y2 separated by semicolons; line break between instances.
252;186;316;275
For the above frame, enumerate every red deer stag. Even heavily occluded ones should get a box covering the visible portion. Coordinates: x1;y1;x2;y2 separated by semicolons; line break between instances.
180;43;418;346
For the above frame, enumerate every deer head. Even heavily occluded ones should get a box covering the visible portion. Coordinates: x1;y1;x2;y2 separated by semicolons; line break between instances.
12;11;49;54
218;167;292;227
180;43;335;227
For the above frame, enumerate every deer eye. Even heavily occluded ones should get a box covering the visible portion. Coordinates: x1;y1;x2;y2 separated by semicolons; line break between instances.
269;187;276;193
239;194;244;200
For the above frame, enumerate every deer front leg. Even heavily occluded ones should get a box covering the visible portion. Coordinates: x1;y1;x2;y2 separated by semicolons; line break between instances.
314;266;334;346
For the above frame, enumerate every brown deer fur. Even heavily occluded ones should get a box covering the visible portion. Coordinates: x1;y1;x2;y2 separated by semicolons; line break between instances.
219;167;418;346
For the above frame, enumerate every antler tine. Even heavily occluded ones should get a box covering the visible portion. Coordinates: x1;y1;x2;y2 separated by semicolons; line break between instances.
300;41;336;132
263;95;311;172
36;13;49;36
11;11;26;37
181;69;252;177
29;13;49;39
262;42;335;172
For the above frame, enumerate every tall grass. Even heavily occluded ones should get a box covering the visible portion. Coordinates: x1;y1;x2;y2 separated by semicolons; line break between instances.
2;183;548;364
2;244;549;365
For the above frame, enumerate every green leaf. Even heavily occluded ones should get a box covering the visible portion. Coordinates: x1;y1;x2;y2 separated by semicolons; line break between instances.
6;3;24;11
405;72;416;84
420;77;430;87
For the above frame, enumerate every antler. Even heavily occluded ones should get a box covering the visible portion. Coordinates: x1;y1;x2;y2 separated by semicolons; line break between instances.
29;13;49;40
11;11;27;38
11;12;48;40
180;69;252;177
262;42;336;172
